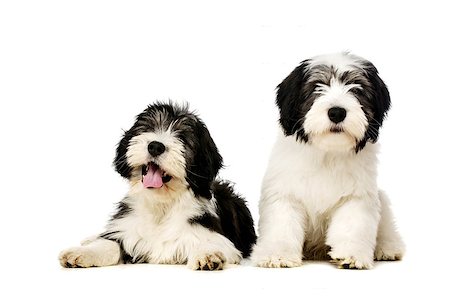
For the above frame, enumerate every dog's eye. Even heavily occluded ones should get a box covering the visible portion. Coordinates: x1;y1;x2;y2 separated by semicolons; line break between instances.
350;87;363;96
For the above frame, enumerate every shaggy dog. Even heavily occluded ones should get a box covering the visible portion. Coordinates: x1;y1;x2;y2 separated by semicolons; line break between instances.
251;53;405;269
59;102;256;270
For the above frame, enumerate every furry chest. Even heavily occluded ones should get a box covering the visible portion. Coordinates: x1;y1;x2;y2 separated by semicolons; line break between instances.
293;168;357;214
120;211;193;264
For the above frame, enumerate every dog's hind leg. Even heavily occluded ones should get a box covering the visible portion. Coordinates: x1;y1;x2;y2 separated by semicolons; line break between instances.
59;237;121;268
374;190;405;261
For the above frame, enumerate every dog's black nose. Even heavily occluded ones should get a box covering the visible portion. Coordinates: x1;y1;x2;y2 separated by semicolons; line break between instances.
328;107;347;123
148;141;166;157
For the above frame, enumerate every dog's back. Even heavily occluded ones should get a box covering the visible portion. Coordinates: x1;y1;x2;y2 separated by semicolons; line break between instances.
212;181;257;258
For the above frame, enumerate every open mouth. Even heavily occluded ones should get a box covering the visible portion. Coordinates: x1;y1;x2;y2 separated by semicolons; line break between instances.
141;162;172;189
330;126;344;133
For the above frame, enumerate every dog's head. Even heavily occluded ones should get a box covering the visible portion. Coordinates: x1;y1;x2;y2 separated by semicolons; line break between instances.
114;102;223;199
276;52;390;152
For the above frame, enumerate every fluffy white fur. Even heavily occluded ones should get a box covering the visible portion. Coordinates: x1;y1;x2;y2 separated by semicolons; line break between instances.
103;184;241;268
306;78;368;152
252;133;404;269
126;131;187;182
59;238;121;268
308;52;365;72
59;189;241;269
252;53;405;269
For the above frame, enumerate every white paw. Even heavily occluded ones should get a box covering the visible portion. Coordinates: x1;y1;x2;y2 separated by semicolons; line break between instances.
375;241;405;261
329;251;374;269
188;252;227;271
254;255;302;268
251;243;303;268
59;247;99;268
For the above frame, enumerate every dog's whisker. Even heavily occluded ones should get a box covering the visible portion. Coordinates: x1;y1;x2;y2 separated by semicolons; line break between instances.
365;113;384;127
186;168;210;179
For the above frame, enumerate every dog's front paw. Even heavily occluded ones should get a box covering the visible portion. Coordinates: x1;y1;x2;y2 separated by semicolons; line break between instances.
251;244;303;268
329;251;374;269
189;252;226;271
254;255;302;268
375;241;405;261
59;247;97;268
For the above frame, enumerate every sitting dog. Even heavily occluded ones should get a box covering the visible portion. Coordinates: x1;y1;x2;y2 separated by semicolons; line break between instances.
59;102;256;270
251;53;405;269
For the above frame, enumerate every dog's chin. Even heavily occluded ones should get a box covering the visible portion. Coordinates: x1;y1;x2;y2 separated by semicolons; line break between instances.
309;131;357;153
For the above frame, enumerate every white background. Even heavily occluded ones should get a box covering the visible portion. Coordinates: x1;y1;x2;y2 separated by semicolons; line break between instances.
1;0;449;298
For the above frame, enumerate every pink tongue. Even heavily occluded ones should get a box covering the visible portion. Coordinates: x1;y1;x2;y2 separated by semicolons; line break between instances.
142;164;163;188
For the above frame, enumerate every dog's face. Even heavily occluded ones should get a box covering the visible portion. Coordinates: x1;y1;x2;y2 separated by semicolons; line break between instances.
114;103;223;199
276;53;391;152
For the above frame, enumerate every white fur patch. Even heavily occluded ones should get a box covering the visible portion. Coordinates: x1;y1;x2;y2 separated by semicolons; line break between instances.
304;78;368;152
104;188;241;266
59;238;121;267
252;130;404;269
308;52;366;72
126;131;187;181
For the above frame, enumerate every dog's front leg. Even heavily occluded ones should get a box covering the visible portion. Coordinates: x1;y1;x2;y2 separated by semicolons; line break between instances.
59;237;121;268
186;227;242;271
326;196;380;269
251;194;305;268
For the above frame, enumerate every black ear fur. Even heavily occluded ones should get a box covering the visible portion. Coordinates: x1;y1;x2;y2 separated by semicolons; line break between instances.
364;63;391;143
114;131;133;179
276;60;310;140
186;119;223;199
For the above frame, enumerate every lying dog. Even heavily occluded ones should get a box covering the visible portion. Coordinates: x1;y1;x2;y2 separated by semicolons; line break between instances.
59;102;256;270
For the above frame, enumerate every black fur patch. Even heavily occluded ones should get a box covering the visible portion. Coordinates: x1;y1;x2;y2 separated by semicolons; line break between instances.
189;213;223;234
276;59;316;142
112;200;132;220
189;181;257;258
355;61;391;151
182;119;223;199
114;131;134;178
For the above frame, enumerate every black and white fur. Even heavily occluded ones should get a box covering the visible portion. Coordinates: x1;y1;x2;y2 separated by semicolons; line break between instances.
59;102;256;270
251;53;405;269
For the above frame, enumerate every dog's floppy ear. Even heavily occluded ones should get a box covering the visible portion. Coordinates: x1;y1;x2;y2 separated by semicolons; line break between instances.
185;119;223;199
114;130;133;179
363;62;391;143
276;60;310;141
